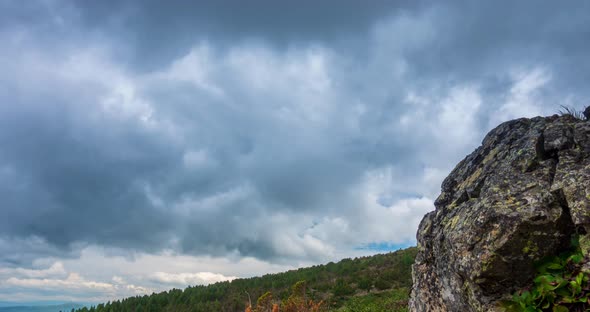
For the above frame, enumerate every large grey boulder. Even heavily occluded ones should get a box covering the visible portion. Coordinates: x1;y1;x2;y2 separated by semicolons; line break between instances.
409;113;590;311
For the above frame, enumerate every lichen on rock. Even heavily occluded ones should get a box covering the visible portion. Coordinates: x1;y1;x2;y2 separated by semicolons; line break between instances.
409;113;590;311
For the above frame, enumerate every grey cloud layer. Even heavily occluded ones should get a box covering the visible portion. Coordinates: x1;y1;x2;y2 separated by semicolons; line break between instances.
1;0;590;267
67;0;424;70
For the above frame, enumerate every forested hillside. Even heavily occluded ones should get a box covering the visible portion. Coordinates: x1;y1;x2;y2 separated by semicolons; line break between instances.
72;247;416;312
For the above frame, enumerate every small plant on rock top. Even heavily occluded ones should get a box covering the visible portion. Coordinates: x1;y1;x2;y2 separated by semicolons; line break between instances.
558;105;586;120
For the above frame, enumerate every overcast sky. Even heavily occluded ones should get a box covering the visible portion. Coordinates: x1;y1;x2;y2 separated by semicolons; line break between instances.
1;0;590;304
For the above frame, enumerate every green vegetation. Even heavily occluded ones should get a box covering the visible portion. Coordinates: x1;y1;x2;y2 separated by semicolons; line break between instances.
502;235;590;312
337;288;409;312
73;247;416;312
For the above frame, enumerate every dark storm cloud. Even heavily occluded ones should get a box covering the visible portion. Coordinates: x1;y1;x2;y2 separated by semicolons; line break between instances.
73;0;419;38
1;0;590;266
67;0;424;70
0;88;175;252
401;2;590;91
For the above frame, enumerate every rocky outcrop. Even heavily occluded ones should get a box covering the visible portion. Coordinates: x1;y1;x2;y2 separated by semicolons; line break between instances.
409;113;590;311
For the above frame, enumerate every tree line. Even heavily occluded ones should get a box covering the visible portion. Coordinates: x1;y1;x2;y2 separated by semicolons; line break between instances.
71;247;416;312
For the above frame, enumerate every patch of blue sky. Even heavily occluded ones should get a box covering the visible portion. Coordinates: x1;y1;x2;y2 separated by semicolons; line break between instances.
355;241;414;252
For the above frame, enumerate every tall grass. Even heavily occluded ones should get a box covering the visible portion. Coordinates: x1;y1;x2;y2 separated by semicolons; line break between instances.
558;105;586;120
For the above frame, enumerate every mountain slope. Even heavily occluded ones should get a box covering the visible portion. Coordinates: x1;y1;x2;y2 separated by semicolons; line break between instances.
75;247;416;312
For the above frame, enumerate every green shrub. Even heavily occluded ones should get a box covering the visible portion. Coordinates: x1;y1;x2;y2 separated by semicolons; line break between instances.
333;279;355;297
338;288;409;312
501;235;589;312
357;277;373;291
374;277;393;291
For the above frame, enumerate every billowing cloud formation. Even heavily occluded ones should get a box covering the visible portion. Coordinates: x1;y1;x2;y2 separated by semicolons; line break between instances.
0;247;296;303
0;259;150;303
1;0;590;304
